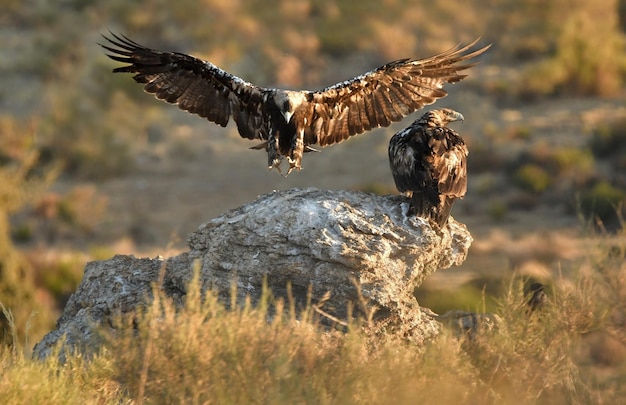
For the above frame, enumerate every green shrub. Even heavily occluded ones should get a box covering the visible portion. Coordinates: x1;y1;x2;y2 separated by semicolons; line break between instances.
553;147;594;174
0;120;58;346
507;124;533;140
10;223;33;243
38;256;84;304
553;10;626;97
467;140;506;174
514;163;552;193
579;181;626;230
39;91;137;180
518;59;569;100
488;198;508;221
502;1;626;98
590;118;626;159
415;280;500;314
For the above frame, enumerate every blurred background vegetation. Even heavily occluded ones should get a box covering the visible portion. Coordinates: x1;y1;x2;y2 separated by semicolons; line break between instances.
1;1;626;400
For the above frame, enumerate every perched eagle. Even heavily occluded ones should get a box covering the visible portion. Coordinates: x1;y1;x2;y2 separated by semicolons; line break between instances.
388;108;467;227
100;33;489;174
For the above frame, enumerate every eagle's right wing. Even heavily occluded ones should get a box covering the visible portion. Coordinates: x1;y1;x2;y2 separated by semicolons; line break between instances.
100;32;267;141
307;39;490;147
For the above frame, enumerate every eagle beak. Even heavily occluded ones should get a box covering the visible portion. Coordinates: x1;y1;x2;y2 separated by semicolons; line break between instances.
454;112;465;122
282;110;294;123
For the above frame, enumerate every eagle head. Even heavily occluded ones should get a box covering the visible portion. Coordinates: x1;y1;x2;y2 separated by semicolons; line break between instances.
273;90;308;123
422;108;464;127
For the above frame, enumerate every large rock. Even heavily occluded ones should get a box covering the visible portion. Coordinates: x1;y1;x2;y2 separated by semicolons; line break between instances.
33;188;472;360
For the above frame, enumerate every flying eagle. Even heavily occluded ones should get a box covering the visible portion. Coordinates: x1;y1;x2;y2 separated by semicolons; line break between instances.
100;33;489;174
388;108;467;227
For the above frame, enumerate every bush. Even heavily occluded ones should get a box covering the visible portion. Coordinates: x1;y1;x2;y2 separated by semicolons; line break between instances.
579;181;626;230
0;119;58;346
553;147;595;176
506;0;626;98
590;117;626;159
415;278;500;314
104;281;482;404
39;90;137;180
488;198;508;221
514;163;552;193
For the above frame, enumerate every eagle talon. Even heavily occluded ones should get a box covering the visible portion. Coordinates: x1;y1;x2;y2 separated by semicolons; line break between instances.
286;164;301;176
285;157;302;176
269;158;285;175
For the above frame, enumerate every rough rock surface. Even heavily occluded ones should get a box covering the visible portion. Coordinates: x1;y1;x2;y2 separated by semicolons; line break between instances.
33;188;472;359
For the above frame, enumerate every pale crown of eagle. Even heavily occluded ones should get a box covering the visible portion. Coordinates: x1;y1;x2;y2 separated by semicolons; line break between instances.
100;33;489;174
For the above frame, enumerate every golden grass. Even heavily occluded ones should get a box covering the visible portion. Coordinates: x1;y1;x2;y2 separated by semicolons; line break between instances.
2;257;623;404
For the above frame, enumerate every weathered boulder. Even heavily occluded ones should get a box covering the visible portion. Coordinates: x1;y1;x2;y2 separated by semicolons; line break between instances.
33;188;472;360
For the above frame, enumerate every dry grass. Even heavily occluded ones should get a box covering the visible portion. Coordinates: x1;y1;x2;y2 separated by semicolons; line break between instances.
0;309;126;404
2;256;624;404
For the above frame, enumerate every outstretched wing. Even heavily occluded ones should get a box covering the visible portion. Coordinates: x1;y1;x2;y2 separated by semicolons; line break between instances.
100;32;267;141
308;39;490;147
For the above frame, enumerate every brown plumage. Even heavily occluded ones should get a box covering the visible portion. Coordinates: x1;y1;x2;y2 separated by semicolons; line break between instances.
100;32;489;174
388;108;467;226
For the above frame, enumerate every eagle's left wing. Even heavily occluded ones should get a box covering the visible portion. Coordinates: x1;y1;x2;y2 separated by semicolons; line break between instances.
100;32;268;141
307;39;490;147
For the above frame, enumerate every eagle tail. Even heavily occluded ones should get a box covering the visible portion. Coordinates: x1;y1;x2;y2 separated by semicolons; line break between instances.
407;190;435;217
433;196;456;227
408;192;454;227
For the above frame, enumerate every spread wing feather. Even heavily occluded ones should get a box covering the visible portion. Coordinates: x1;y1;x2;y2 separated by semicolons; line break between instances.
311;39;489;147
102;32;488;155
100;32;267;140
